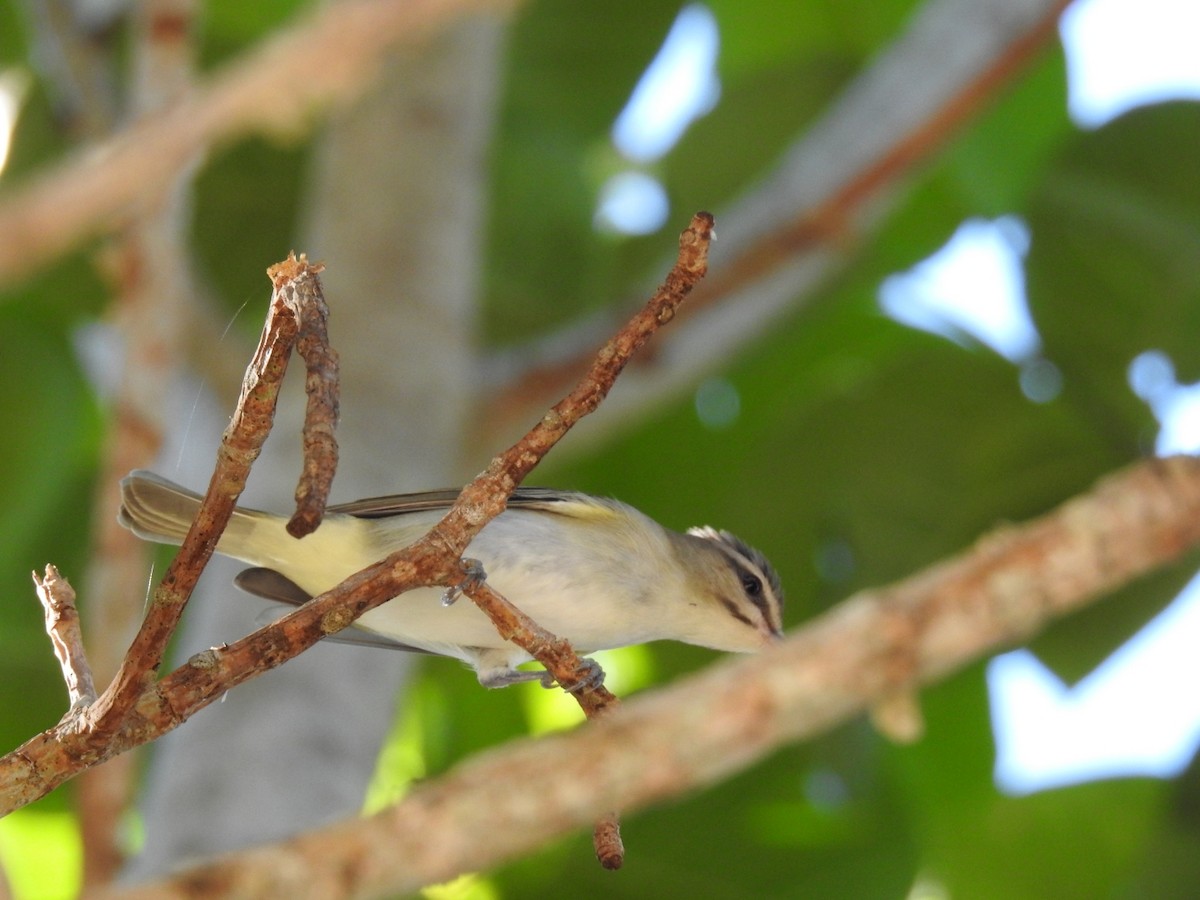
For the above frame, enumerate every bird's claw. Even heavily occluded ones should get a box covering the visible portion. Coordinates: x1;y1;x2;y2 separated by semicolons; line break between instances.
540;658;606;694
442;558;486;607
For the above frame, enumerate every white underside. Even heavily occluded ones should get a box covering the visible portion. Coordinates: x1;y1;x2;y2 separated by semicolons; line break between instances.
225;504;678;669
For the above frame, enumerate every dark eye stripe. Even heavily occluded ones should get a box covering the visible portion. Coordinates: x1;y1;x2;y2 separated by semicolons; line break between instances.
727;559;783;637
734;563;770;614
719;597;756;628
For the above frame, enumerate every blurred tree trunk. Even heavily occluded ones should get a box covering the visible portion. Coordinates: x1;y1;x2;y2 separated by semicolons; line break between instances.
123;13;506;877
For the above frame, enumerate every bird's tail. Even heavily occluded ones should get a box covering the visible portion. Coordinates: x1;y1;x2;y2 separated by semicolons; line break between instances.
118;469;267;552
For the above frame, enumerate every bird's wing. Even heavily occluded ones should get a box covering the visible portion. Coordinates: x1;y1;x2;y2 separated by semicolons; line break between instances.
327;486;592;519
234;566;442;655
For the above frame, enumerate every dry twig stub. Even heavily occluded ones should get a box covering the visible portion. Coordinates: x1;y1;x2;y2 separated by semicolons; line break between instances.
269;254;340;538
33;565;96;712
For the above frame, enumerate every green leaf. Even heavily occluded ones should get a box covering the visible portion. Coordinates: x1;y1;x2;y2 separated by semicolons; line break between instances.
1028;102;1200;447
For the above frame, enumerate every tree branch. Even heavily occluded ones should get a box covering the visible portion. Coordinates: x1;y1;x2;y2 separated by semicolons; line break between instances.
97;455;1200;898
286;258;340;538
0;0;515;287
32;566;96;711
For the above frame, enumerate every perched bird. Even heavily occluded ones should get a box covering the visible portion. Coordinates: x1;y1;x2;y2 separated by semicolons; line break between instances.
118;470;784;688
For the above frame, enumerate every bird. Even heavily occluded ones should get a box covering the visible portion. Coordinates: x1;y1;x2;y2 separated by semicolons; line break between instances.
118;470;784;689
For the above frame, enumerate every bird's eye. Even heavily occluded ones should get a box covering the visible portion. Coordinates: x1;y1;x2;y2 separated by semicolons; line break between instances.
741;572;762;596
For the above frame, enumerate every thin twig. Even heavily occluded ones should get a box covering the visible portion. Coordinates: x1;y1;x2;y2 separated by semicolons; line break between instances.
435;210;715;537
593;811;624;870
462;576;622;863
32;566;96;711
460;580;618;713
281;254;340;538
92;456;1200;899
